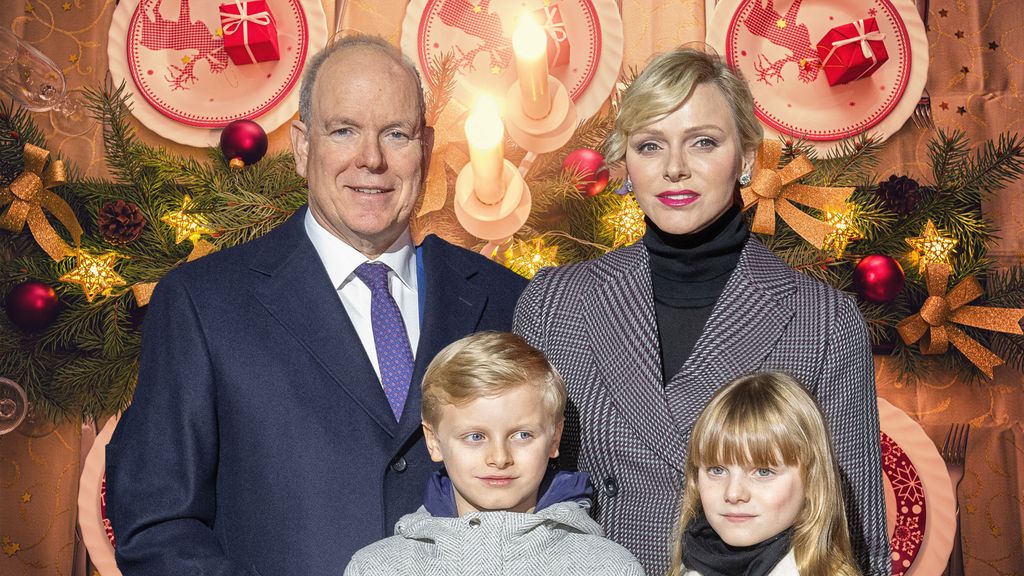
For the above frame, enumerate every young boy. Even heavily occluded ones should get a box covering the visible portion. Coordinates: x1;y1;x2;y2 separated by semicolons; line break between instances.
344;331;644;576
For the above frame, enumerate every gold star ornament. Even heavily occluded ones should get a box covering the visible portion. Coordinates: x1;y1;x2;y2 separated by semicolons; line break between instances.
821;206;862;258
906;220;956;272
60;251;127;302
161;195;213;244
504;238;559;279
601;195;646;247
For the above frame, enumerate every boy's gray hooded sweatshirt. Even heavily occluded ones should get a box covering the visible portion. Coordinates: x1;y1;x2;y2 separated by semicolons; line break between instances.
343;471;645;576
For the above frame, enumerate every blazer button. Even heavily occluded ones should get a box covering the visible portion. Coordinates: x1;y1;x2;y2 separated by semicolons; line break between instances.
468;518;481;528
390;456;407;472
603;476;619;497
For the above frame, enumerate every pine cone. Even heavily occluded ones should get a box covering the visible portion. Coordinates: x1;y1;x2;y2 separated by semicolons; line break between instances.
876;174;924;216
98;200;147;245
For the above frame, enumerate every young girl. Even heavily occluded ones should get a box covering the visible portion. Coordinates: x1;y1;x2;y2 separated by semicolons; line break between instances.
669;372;862;576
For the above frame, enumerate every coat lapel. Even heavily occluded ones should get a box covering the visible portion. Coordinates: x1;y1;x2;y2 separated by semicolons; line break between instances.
250;208;399;436
582;244;688;473
668;237;797;429
397;235;486;440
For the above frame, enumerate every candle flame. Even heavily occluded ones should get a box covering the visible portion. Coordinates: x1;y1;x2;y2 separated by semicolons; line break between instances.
512;13;547;61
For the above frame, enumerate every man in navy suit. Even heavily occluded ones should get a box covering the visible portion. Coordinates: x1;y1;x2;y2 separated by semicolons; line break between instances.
105;36;527;576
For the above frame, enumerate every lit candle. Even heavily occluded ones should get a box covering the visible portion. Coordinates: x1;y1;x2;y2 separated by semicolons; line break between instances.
464;95;505;204
512;13;551;120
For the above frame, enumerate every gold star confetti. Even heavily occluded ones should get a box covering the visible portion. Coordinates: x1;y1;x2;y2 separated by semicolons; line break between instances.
601;195;646;247
60;251;127;302
25;3;34;14
161;195;213;244
68;54;79;64
906;220;956;273
20;491;31;504
504;238;559;279
490;65;501;75
776;19;787;28
182;55;192;64
2;535;21;557
472;4;482;13
821;206;862;258
216;28;224;37
62;2;71;10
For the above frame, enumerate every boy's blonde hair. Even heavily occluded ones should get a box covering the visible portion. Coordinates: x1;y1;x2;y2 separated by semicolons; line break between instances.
669;372;860;576
604;47;763;164
421;332;566;427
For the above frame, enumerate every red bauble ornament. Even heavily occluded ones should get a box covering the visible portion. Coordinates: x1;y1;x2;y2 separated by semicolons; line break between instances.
219;119;268;166
562;148;609;196
853;255;905;304
5;280;60;332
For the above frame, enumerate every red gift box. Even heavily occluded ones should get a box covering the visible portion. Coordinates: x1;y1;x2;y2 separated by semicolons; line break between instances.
533;2;570;69
219;1;280;66
815;17;889;86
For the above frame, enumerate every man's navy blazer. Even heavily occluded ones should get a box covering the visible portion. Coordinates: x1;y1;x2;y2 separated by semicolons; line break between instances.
106;207;528;576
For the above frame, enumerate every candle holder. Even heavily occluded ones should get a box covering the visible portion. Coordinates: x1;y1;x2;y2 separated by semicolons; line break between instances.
454;159;532;241
505;75;577;154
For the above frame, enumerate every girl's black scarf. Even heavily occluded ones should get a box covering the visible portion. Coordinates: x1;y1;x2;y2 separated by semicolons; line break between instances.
681;514;793;576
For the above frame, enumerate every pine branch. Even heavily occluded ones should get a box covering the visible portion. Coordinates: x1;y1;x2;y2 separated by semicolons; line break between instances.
425;51;457;127
83;82;143;184
928;129;970;190
955;132;1024;202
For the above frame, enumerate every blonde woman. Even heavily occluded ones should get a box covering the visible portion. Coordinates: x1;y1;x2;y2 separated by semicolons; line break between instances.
670;372;860;576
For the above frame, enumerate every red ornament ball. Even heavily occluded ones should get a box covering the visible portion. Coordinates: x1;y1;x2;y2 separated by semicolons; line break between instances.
5;280;60;332
219;119;268;166
562;148;609;196
853;255;905;304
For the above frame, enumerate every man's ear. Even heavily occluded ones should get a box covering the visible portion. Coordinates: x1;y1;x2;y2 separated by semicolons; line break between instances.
422;421;445;463
290;119;309;178
421;125;435;173
549;419;564;459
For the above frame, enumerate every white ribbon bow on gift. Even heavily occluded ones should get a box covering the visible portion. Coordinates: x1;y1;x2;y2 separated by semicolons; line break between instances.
538;4;568;43
822;18;886;80
220;1;272;64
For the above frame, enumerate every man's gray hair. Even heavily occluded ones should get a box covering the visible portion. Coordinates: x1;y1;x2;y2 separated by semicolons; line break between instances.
297;35;427;126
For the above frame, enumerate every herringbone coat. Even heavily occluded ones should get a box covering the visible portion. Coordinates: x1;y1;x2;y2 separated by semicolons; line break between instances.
514;237;890;576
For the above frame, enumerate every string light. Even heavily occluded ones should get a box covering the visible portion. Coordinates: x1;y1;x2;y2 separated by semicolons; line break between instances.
601;195;646;247
161;195;213;244
59;250;126;302
906;219;956;273
821;205;862;258
504;237;559;279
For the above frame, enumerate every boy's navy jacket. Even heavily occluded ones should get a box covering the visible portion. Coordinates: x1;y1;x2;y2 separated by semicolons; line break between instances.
344;470;645;576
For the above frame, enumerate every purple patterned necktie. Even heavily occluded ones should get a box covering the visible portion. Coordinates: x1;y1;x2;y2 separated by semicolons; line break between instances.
354;262;414;421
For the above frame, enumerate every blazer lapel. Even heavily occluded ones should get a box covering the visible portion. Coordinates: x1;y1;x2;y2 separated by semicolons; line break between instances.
582;244;688;473
397;235;486;440
668;237;797;424
250;208;399;436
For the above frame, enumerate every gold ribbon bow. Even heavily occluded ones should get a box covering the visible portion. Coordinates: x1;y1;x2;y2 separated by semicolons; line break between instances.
740;141;854;249
419;102;470;218
0;143;83;261
896;263;1024;378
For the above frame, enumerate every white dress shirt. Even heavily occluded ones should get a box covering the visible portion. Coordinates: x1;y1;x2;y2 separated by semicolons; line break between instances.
304;210;420;382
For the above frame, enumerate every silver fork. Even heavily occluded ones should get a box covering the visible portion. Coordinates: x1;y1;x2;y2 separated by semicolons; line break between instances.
912;0;935;129
941;423;970;576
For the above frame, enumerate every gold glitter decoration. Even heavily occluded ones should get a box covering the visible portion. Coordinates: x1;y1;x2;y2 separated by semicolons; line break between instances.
601;194;646;247
906;220;956;273
59;251;127;302
821;206;863;258
504;238;559;279
2;535;21;557
897;263;1024;378
161;195;213;244
0;143;83;260
20;491;31;503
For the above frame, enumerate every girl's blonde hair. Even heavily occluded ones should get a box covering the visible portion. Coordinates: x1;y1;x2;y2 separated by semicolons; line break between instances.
604;47;763;164
668;372;861;576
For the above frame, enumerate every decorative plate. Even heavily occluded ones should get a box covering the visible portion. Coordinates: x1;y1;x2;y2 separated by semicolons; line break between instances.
108;0;329;147
878;399;957;576
78;416;121;576
400;0;623;122
707;0;927;148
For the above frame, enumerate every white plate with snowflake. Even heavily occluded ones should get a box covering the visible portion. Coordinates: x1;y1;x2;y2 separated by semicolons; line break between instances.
108;0;328;147
707;0;928;150
878;398;956;576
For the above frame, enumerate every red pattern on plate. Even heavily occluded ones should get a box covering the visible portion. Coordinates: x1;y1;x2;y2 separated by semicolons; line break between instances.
724;0;911;141
415;0;600;103
127;0;308;127
882;431;926;576
100;473;116;548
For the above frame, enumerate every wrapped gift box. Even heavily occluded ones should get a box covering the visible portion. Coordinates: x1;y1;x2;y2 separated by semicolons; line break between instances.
533;2;570;69
220;0;280;65
815;17;888;86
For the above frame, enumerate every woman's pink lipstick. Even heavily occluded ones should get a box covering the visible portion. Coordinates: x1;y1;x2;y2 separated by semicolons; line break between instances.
656;190;700;207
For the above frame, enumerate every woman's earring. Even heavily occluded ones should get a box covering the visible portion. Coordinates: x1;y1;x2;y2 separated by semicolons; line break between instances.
739;172;751;186
624;175;633;193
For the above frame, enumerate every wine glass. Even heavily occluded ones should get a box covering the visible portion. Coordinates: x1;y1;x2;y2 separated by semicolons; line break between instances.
0;376;28;435
0;27;91;136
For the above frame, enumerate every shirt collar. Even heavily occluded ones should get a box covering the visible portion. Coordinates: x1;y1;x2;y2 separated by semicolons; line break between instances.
304;209;417;290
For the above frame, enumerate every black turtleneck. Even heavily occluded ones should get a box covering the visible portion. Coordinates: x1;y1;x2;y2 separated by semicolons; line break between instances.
643;205;749;383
